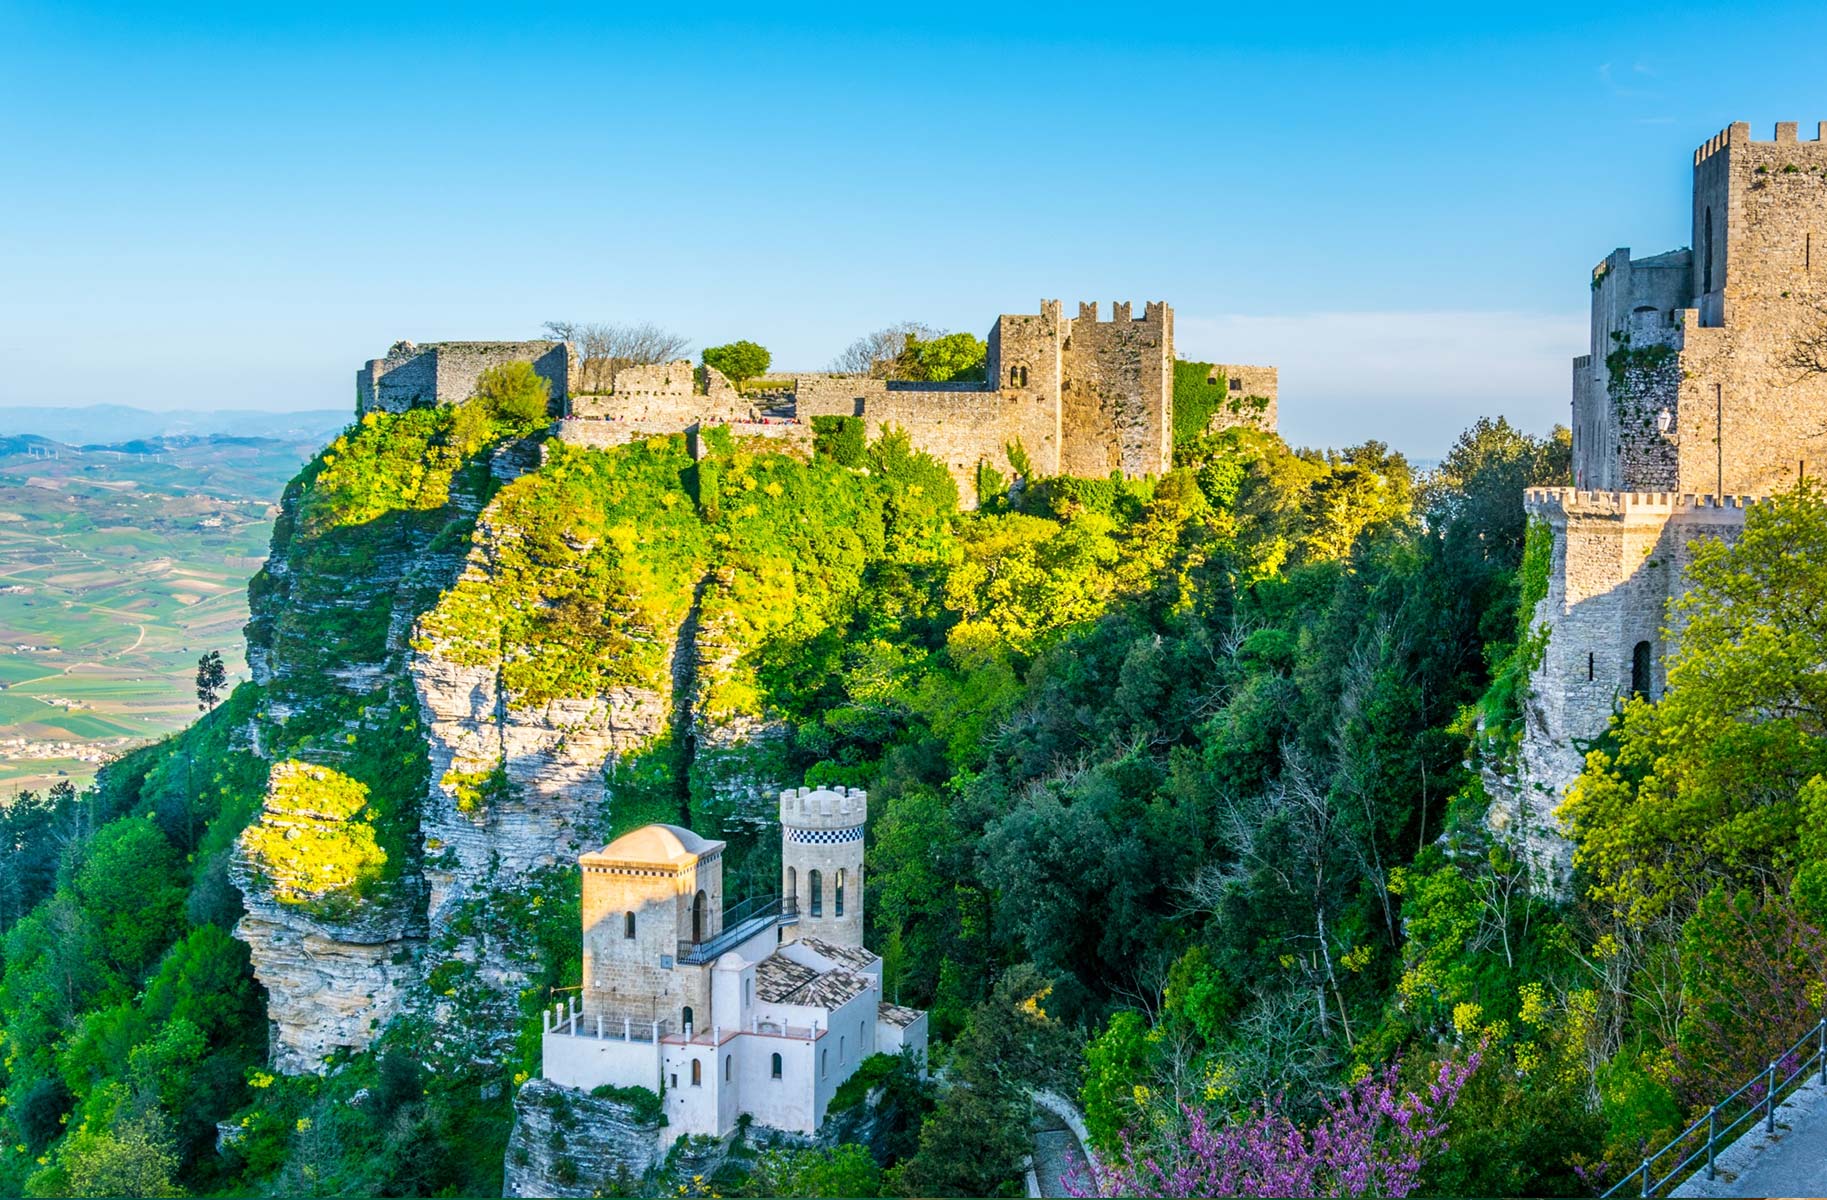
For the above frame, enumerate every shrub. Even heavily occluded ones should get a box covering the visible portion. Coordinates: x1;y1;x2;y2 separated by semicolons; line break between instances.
701;341;771;384
475;361;552;425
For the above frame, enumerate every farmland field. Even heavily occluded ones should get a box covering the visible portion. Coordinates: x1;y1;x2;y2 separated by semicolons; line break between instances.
0;428;339;795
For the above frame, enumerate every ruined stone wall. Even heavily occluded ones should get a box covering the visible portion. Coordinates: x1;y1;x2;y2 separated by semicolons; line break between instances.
1203;363;1279;433
357;341;570;414
567;361;754;425
796;376;1017;498
1059;301;1172;478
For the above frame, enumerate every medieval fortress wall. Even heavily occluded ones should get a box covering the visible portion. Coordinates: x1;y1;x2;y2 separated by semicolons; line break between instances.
355;300;1276;501
1502;121;1827;878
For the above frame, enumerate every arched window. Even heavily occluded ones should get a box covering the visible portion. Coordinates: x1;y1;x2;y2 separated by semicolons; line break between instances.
809;869;823;917
821;1048;828;1077
623;911;635;939
682;1005;694;1033
1010;365;1020;387
785;865;797;911
840;1035;846;1063
771;1052;783;1079
1632;640;1653;698
1704;207;1715;294
1018;366;1029;387
835;868;845;917
691;1059;702;1086
725;1054;732;1082
692;889;707;943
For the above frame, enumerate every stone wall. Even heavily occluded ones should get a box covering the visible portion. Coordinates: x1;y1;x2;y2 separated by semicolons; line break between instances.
1490;489;1753;882
1059;301;1172;478
358;341;571;414
567;361;754;425
1202;363;1279;434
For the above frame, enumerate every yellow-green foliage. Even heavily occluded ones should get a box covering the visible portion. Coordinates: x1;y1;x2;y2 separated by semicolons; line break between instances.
418;436;713;705
298;404;504;539
442;763;510;816
240;761;386;917
473;361;552;426
253;401;520;674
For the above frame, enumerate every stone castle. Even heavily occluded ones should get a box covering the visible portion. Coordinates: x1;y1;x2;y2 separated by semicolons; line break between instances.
357;300;1277;499
1500;122;1827;873
540;785;927;1144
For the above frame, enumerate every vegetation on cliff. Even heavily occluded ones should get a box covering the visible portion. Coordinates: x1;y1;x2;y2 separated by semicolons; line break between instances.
40;391;1825;1198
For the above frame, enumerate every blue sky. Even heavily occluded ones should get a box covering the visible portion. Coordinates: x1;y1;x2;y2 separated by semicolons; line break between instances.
4;1;1826;457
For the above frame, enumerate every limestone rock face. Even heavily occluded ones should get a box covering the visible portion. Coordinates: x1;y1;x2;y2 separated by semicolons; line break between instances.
412;515;674;933
501;1079;662;1198
234;886;426;1073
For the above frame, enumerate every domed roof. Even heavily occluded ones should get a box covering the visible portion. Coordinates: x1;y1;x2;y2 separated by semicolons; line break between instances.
586;823;722;867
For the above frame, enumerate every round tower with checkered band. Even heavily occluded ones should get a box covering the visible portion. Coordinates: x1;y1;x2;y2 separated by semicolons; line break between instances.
778;784;865;949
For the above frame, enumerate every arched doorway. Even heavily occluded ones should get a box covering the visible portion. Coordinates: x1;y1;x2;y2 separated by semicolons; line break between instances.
692;889;707;943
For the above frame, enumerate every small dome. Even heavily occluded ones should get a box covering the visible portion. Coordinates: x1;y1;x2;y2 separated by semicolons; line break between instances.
714;951;748;971
593;823;717;865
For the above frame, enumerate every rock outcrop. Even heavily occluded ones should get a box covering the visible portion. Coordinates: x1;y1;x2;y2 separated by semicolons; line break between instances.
502;1079;662;1198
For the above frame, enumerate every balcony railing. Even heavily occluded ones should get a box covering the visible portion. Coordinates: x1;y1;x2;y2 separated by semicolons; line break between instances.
676;895;795;965
1603;1017;1827;1197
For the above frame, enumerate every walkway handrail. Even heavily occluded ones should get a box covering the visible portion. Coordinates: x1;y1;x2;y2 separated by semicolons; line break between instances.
1603;1017;1827;1197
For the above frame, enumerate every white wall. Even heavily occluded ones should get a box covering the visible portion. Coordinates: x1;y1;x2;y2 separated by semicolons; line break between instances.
542;1029;662;1093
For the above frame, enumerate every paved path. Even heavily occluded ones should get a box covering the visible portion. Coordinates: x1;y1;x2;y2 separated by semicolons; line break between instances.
1673;1077;1827;1197
1029;1111;1089;1197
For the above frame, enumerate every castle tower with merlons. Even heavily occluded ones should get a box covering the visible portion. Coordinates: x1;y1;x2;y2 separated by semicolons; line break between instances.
1499;122;1827;881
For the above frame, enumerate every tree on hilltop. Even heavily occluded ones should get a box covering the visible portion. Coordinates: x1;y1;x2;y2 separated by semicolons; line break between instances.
702;340;772;385
831;322;939;377
542;320;690;392
894;331;987;383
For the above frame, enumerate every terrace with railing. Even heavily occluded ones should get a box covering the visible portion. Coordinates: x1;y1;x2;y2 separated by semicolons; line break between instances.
676;895;797;966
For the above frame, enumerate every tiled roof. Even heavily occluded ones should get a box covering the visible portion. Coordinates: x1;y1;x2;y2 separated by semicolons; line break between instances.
754;952;875;1009
754;953;820;1003
878;1002;923;1029
796;935;879;970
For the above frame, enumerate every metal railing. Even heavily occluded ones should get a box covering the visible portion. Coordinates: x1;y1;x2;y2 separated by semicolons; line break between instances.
676;895;794;965
1603;1017;1827;1197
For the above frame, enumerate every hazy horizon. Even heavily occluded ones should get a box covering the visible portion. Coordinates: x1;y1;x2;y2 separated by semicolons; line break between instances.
9;1;1827;458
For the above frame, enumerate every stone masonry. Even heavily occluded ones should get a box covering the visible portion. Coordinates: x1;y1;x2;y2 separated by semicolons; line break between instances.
355;301;1278;505
1500;122;1827;879
357;340;571;414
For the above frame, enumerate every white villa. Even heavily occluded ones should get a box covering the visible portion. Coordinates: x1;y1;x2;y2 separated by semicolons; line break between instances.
540;784;928;1141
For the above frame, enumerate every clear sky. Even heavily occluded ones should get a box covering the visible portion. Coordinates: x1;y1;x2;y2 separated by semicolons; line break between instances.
5;1;1827;458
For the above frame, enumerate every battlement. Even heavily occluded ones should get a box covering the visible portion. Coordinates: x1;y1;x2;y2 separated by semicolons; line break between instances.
1695;121;1827;165
1523;487;1760;517
778;785;867;830
1071;300;1167;326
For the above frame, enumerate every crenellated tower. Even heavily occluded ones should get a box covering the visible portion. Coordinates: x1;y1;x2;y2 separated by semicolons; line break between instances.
1504;121;1827;884
778;785;866;949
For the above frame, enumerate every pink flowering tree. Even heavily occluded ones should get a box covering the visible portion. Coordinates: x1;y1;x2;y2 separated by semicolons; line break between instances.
1067;1053;1480;1198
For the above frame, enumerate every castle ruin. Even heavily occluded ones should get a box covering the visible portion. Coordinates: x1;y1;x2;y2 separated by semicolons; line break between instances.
1500;122;1827;876
356;301;1278;502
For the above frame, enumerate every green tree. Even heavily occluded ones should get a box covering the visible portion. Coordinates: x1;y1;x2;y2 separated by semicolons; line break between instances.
894;332;986;383
473;360;552;424
1563;482;1827;923
701;340;771;383
748;1144;882;1197
193;651;226;712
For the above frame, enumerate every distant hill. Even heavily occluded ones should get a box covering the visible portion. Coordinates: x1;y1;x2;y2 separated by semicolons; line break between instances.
0;404;349;446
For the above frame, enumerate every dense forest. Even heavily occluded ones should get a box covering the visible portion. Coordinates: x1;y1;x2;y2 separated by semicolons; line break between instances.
2;367;1823;1198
